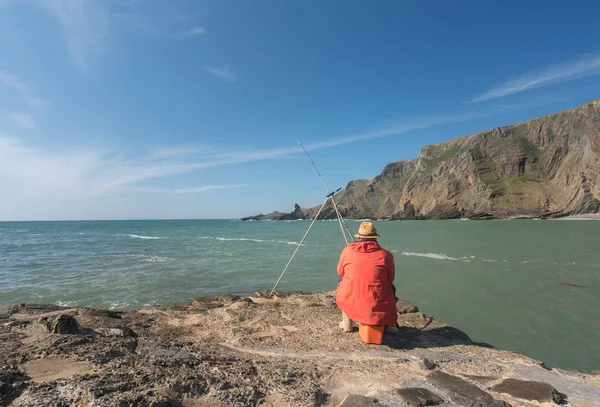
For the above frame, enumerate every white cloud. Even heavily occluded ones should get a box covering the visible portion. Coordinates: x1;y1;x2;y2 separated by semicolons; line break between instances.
0;70;49;107
40;0;110;69
8;113;36;129
182;26;206;37
470;52;600;103
0;136;202;200
205;65;237;83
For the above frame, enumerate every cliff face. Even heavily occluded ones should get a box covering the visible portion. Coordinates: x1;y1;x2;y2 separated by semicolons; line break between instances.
299;99;600;220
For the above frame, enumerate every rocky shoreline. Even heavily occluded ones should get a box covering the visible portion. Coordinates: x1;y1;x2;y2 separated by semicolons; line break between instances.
240;204;600;222
1;292;599;407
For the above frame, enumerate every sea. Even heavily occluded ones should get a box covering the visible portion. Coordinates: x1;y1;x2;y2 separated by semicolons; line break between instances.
1;219;599;371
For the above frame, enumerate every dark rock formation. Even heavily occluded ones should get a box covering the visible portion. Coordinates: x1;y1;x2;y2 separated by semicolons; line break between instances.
491;378;563;404
244;99;600;220
241;203;307;221
394;388;444;406
37;314;81;335
427;371;511;406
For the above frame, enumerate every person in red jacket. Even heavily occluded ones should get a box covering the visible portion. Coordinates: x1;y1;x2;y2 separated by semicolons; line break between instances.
336;221;398;330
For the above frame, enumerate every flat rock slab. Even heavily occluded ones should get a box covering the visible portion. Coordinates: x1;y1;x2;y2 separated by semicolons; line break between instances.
395;388;443;406
428;371;511;407
23;358;94;382
464;375;498;383
491;378;563;404
12;304;66;314
339;394;386;407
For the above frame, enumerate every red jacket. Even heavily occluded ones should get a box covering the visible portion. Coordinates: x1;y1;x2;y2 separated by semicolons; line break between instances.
336;241;397;326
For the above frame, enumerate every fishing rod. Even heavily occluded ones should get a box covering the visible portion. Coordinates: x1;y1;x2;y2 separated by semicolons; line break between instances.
296;140;355;244
268;195;331;298
267;141;354;298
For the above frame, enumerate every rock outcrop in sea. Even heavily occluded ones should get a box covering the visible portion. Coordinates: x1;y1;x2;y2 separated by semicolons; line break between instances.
243;99;600;220
2;293;599;406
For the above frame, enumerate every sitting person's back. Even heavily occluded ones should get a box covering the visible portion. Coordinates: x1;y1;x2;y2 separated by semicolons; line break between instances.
336;222;397;327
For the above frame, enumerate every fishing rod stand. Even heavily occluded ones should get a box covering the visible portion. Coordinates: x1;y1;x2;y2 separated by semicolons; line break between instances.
268;188;353;298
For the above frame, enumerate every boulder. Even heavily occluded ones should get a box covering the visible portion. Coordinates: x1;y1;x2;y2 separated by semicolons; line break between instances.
0;305;10;320
418;358;436;371
38;314;80;334
491;379;563;404
396;299;419;314
394;388;444;406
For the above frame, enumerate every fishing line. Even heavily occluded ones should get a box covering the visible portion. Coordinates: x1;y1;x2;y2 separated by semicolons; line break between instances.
268;141;354;298
296;140;355;244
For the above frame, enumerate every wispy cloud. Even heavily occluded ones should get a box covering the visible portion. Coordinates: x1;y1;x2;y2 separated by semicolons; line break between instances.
181;26;206;38
205;65;237;83
0;103;514;220
0;136;225;203
135;185;244;194
0;70;49;107
470;52;600;103
40;0;110;69
0;71;26;90
8;113;36;129
151;146;208;159
213;105;519;162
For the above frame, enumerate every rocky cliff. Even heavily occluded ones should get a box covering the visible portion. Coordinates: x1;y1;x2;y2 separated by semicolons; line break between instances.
247;99;600;220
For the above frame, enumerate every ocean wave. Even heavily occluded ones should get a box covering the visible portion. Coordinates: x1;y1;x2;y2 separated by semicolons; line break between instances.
141;255;171;263
55;300;77;307
401;252;460;261
127;234;161;240
199;236;302;246
215;237;265;243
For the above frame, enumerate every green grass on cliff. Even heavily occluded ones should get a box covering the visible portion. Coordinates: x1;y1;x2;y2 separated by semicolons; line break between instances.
421;145;463;174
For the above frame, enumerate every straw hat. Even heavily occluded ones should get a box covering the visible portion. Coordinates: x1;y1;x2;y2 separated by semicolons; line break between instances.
355;221;380;239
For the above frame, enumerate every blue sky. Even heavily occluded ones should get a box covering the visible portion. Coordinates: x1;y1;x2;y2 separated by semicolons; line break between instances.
1;1;600;220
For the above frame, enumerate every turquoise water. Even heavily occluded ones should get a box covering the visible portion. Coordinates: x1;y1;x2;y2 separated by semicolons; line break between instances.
1;219;599;371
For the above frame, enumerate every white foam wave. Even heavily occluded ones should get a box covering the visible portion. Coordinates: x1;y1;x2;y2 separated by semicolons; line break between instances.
215;237;265;242
142;255;170;263
108;301;129;309
401;252;460;261
55;300;76;307
201;236;301;245
128;234;161;240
